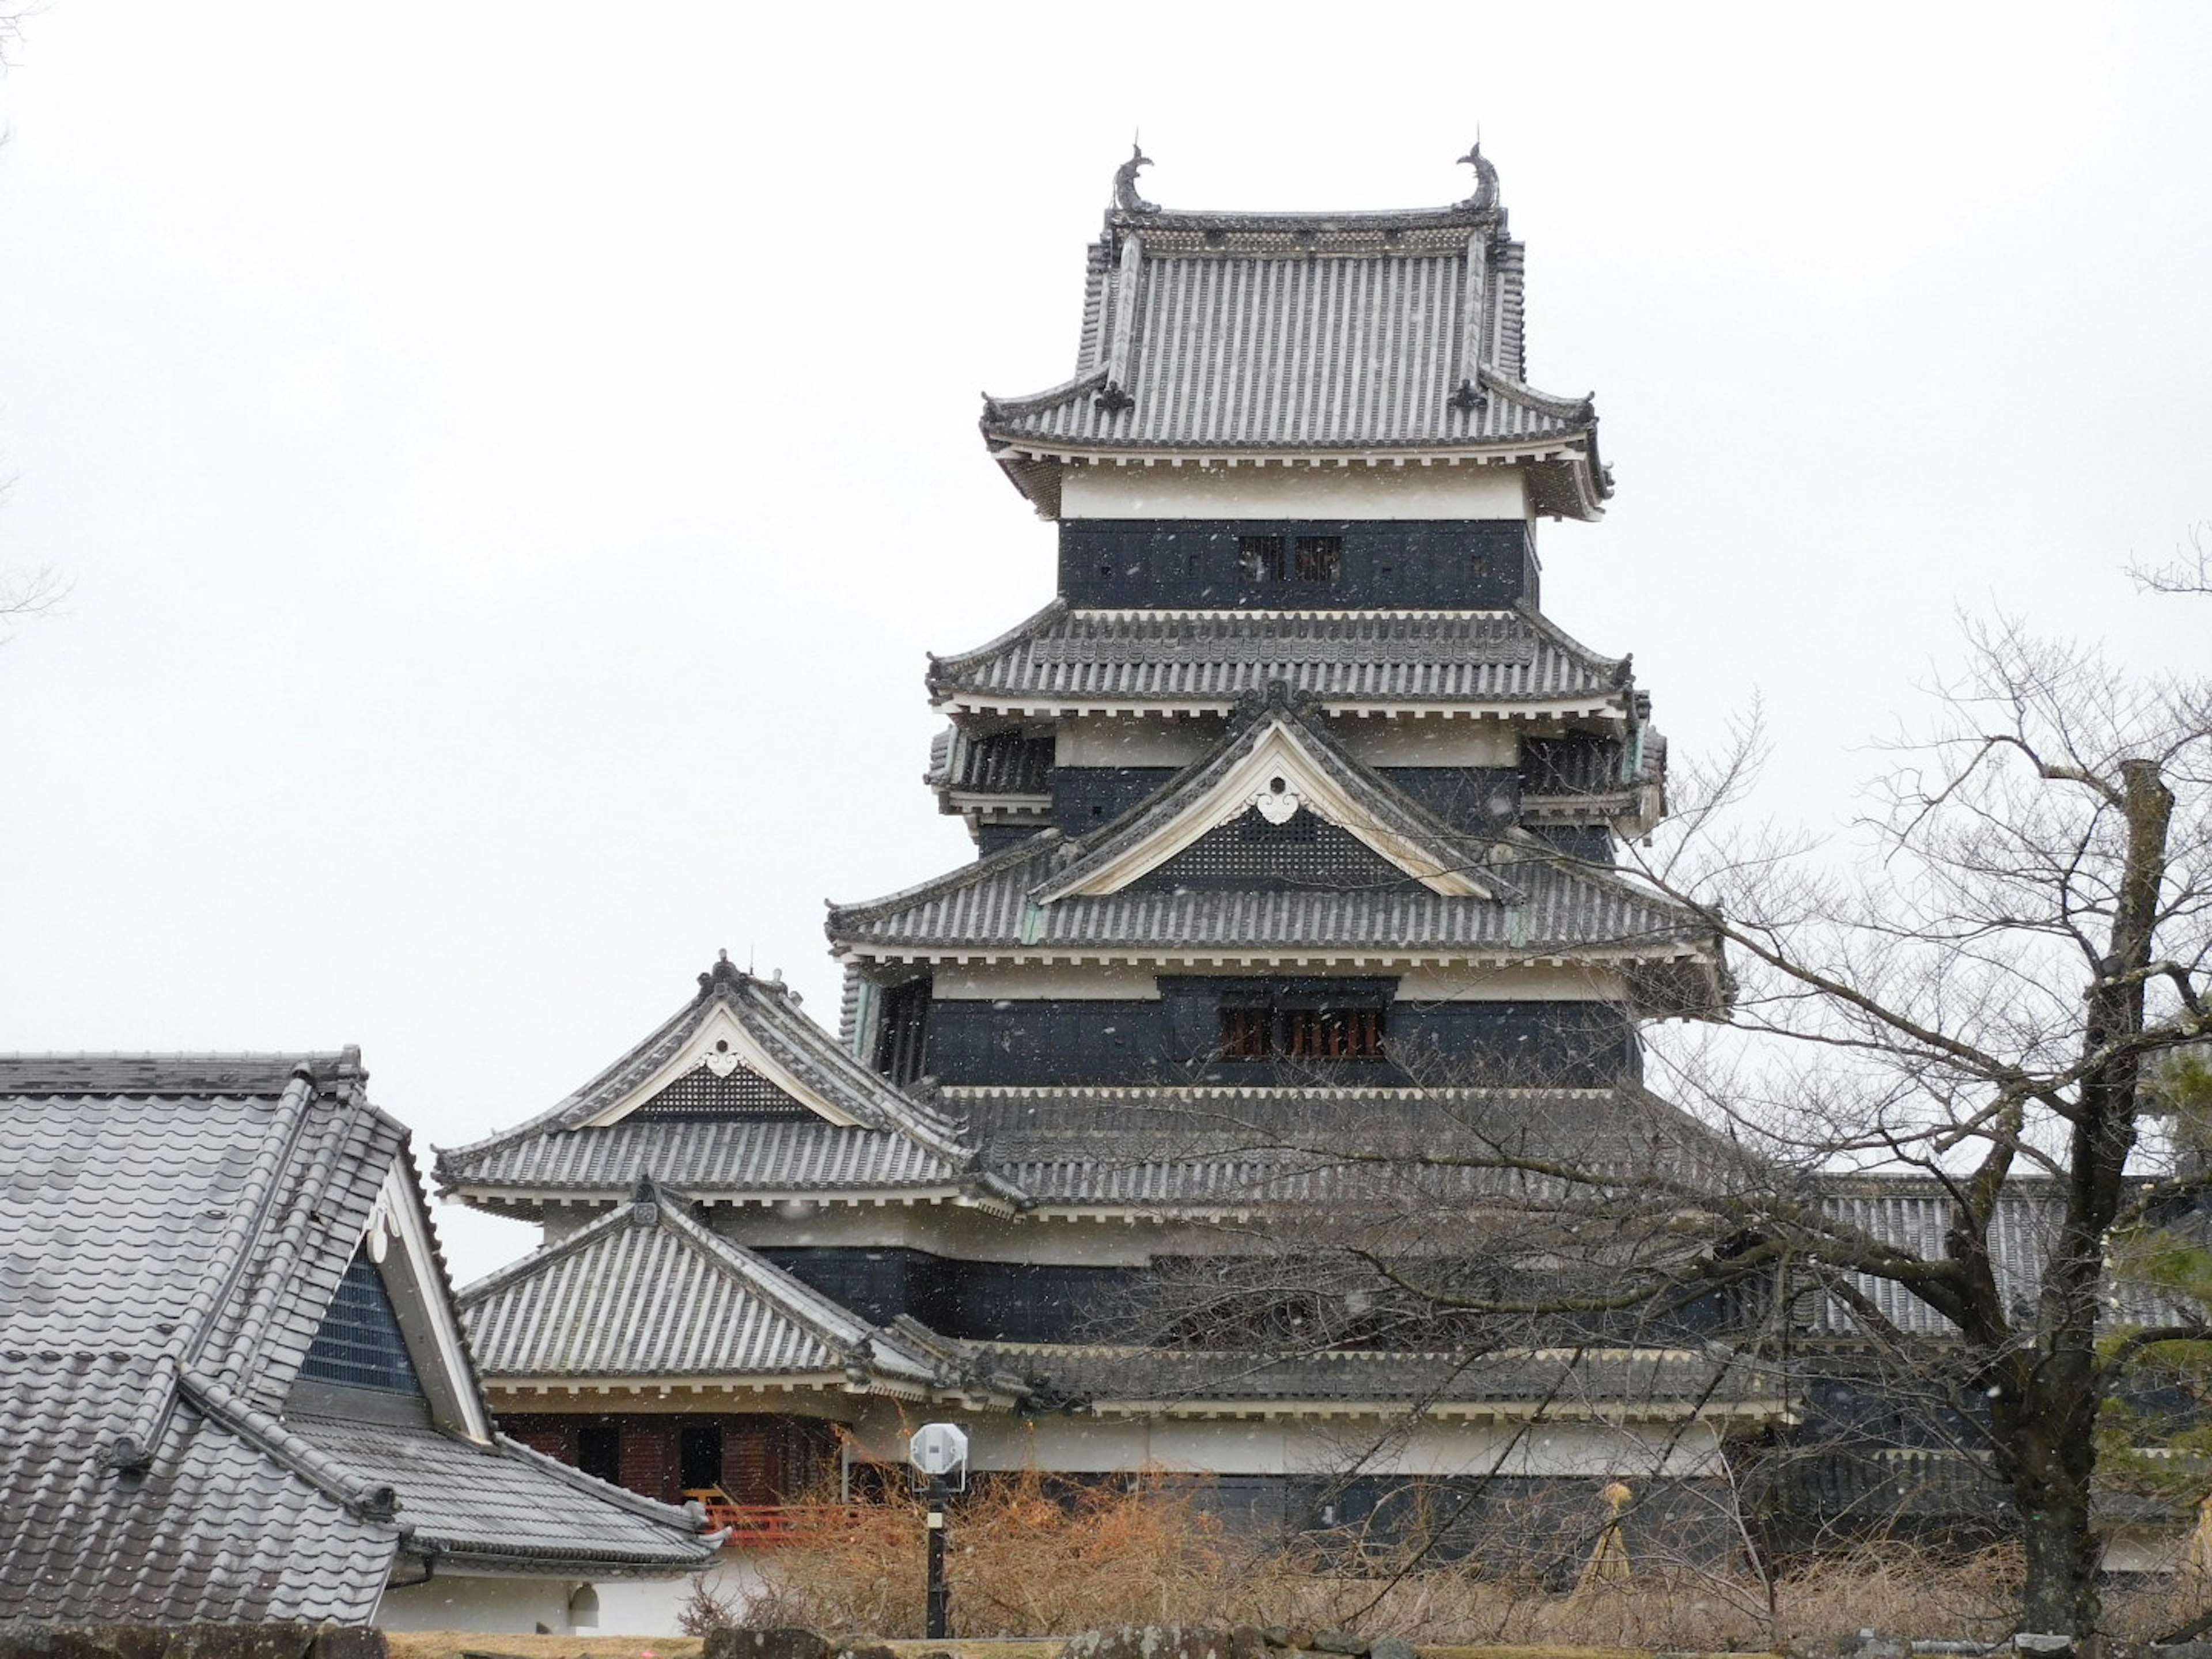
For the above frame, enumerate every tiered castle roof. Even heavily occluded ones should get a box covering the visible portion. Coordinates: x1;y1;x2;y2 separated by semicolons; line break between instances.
981;146;1609;519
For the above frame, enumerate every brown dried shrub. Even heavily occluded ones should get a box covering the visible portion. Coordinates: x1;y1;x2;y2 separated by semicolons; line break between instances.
692;1476;2212;1649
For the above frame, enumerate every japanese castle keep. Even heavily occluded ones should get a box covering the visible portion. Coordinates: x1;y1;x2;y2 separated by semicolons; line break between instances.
438;149;1764;1542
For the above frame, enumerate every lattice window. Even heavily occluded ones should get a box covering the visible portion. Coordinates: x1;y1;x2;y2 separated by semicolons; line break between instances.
1135;809;1407;892
630;1062;813;1120
1237;535;1285;581
1216;985;1389;1062
1292;535;1343;582
299;1251;424;1396
874;976;931;1085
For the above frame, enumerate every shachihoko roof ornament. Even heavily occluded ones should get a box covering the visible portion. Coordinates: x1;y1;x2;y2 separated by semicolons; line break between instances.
980;145;1610;520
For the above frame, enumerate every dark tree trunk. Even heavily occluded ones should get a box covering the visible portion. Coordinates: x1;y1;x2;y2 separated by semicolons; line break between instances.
2002;757;2174;1641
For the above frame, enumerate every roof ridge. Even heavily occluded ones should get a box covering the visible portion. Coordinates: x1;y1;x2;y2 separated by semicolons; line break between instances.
108;1067;325;1472
177;1363;402;1522
926;597;1070;681
630;1184;953;1381
980;367;1109;424
826;828;1062;928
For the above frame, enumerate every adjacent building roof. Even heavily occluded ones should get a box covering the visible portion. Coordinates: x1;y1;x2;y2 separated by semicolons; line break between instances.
926;602;1631;718
980;149;1608;520
458;1179;1004;1402
0;1053;711;1626
437;958;1020;1209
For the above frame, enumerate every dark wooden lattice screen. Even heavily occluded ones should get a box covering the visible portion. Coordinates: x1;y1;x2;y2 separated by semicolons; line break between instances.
299;1251;425;1395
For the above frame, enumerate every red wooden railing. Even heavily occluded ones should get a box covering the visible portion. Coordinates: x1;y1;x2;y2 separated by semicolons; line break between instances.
683;1491;879;1549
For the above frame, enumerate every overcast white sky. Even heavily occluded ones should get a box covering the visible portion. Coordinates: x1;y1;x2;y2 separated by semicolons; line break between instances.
3;3;2209;1281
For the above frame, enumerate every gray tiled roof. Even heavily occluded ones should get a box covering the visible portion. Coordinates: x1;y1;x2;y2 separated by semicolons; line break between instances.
289;1415;736;1569
440;1113;963;1199
0;1054;710;1623
958;1084;1743;1210
457;1181;968;1393
437;959;988;1203
990;1342;1784;1414
827;830;1714;972
978;159;1606;518
1802;1179;2195;1339
927;603;1628;714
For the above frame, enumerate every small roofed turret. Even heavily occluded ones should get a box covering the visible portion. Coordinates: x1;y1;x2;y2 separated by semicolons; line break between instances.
981;146;1609;521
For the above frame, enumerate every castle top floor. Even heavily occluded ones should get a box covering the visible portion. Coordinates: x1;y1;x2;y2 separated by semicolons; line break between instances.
980;147;1611;528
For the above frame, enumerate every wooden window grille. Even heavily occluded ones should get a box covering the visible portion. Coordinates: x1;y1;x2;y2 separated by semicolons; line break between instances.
873;977;931;1084
1221;1006;1274;1059
1286;1005;1384;1060
1218;993;1386;1062
1293;535;1343;582
298;1252;425;1396
1237;535;1285;581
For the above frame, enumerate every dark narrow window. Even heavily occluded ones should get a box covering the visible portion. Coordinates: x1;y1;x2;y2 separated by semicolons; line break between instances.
1286;1006;1384;1060
1221;1006;1274;1059
577;1422;622;1486
680;1422;725;1492
873;976;931;1084
1293;535;1343;582
1237;535;1285;581
1217;983;1388;1063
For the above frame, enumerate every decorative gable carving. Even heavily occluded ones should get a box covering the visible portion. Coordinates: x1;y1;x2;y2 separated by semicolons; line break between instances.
580;1002;861;1130
1043;719;1490;902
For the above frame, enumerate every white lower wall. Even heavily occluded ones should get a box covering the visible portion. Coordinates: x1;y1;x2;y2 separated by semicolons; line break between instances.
844;1404;1724;1481
592;1556;770;1637
377;1562;761;1639
376;1571;579;1634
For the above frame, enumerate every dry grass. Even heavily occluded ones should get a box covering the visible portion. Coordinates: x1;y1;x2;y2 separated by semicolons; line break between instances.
385;1637;703;1659
678;1474;2212;1649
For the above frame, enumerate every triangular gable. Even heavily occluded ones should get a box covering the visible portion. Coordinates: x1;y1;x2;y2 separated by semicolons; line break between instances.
352;1160;494;1442
300;1252;424;1397
1040;716;1492;902
459;1181;955;1392
579;998;862;1130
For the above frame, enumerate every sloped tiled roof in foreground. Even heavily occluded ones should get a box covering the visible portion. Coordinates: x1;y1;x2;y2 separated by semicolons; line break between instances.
436;960;1013;1205
458;1179;984;1399
980;148;1608;520
0;1053;710;1624
927;602;1629;715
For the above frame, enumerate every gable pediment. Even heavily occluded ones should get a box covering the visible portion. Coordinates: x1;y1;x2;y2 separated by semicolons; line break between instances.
580;1002;861;1130
1041;718;1491;902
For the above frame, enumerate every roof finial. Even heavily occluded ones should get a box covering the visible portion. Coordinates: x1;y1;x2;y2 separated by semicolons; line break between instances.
1112;142;1157;214
1455;139;1499;214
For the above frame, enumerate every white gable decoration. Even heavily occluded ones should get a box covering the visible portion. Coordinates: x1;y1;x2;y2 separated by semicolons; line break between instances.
1043;719;1490;902
580;1001;861;1130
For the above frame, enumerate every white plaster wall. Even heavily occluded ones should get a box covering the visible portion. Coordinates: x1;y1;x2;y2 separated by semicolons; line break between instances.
934;963;1162;1001
1395;963;1628;1003
377;1570;581;1634
592;1557;770;1637
1334;721;1517;767
1062;463;1531;521
840;1409;1724;1481
1056;715;1218;767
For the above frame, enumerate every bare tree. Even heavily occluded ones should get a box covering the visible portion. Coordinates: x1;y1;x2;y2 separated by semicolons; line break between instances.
1094;599;2212;1647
